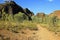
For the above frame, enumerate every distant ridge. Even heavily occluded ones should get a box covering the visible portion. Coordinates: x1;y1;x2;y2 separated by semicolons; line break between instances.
49;10;60;19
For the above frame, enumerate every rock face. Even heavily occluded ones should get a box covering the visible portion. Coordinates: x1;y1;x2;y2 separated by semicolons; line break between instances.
24;8;34;16
49;10;60;19
0;1;33;20
36;12;45;18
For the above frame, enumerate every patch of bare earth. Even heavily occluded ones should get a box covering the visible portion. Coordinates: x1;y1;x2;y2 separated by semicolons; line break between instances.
0;29;38;40
0;24;60;40
36;24;60;40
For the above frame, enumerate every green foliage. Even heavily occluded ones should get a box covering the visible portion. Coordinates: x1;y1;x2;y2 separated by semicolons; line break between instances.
32;14;60;33
0;12;38;32
0;10;60;34
14;12;28;22
22;20;38;30
32;16;43;23
0;12;28;22
0;20;38;33
14;12;24;22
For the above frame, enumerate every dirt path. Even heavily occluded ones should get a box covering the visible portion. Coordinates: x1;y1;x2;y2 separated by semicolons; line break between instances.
0;24;60;40
36;24;60;40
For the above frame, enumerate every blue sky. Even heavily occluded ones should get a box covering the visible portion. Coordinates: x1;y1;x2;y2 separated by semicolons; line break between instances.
0;0;60;14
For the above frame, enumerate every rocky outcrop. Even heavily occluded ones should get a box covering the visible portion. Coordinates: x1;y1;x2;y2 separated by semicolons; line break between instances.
0;1;33;20
24;8;34;16
49;10;60;19
36;12;45;18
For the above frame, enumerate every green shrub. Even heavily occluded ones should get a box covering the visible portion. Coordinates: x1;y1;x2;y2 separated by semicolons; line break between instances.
0;20;38;33
14;12;28;22
32;16;42;23
32;14;60;33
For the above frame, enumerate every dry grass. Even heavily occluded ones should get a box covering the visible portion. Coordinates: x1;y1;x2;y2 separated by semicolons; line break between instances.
0;20;38;33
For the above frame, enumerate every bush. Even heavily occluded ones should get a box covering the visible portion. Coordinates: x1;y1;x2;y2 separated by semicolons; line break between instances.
14;12;28;22
32;14;60;33
32;16;43;23
0;20;38;33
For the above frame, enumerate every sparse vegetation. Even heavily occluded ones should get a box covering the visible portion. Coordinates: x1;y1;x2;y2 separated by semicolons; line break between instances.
32;13;60;34
0;1;60;40
0;11;60;34
0;12;38;33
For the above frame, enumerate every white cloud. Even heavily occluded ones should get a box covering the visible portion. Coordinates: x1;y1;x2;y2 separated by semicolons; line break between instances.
48;0;53;2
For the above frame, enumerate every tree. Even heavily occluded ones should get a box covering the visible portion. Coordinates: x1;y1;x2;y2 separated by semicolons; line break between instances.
52;16;57;26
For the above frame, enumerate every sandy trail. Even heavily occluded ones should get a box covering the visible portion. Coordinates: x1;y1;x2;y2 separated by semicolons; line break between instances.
0;24;60;40
36;24;60;40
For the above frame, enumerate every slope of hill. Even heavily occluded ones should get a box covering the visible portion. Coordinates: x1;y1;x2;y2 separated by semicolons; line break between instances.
0;1;34;20
49;10;60;19
24;8;34;16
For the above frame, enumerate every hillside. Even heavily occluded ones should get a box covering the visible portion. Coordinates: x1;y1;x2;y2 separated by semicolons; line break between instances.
0;0;60;40
49;10;60;19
